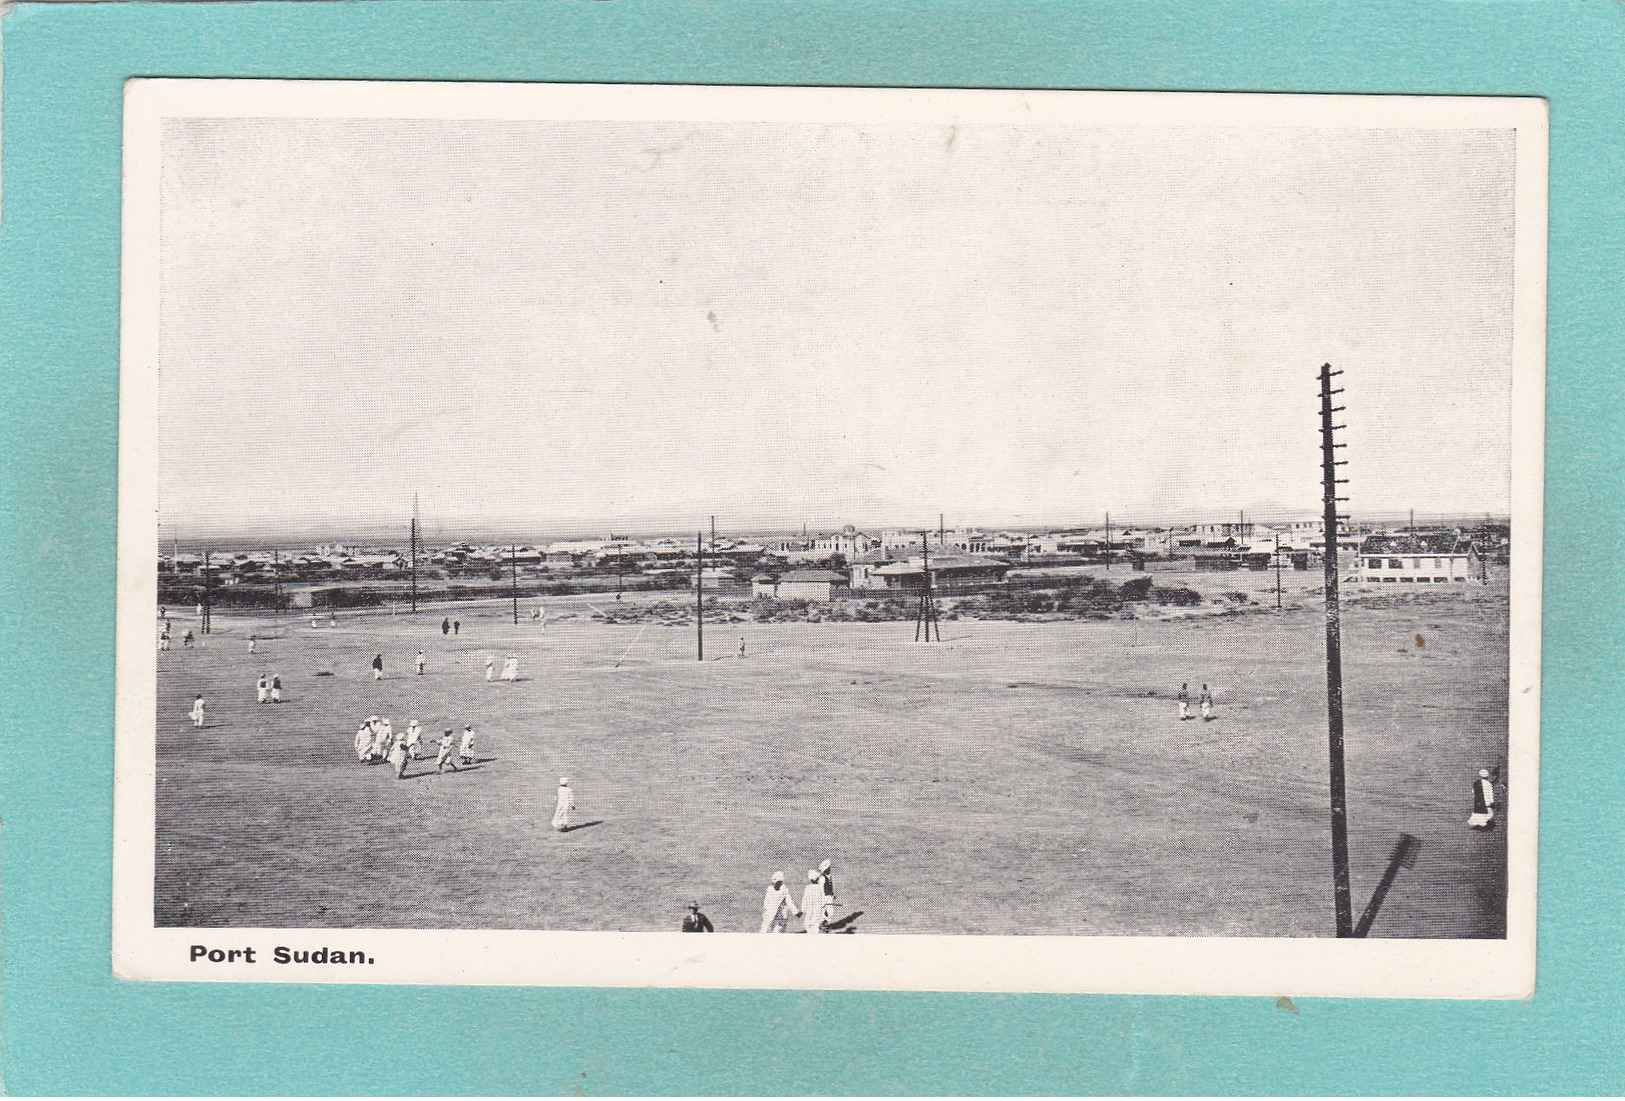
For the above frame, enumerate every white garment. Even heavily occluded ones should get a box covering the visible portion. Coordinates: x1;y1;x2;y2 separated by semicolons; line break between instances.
190;702;205;727
552;784;575;830
760;884;799;933
485;661;495;682
256;683;269;703
501;658;519;682
801;883;825;933
459;730;475;760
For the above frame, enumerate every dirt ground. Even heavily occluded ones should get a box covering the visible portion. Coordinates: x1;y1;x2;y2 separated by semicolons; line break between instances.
154;576;1509;937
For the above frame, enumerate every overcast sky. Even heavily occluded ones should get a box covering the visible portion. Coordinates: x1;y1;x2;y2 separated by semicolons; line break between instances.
156;115;1517;536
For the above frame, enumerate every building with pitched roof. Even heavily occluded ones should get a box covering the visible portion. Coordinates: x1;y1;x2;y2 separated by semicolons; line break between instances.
1354;532;1484;585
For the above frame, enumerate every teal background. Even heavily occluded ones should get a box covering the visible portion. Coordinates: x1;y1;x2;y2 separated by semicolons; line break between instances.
2;1;1620;1093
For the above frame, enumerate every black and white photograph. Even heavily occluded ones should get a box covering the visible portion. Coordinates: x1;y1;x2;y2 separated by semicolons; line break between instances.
114;81;1544;995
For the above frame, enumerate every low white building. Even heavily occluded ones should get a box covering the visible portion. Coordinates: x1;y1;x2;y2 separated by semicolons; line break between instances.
758;568;850;602
1354;533;1484;585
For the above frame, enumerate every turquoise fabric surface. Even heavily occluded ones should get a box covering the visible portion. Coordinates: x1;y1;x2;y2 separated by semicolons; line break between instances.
1;1;1620;1093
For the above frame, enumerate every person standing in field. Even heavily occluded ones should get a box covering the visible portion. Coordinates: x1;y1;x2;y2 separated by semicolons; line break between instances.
158;626;171;651
801;871;826;934
1469;768;1497;830
372;653;384;681
459;725;476;766
681;902;714;933
329;612;337;628
248;635;257;655
256;674;270;704
453;620;460;636
1177;682;1191;721
195;602;204;619
501;655;519;682
817;859;838;926
552;777;575;831
484;657;495;682
189;695;206;728
738;636;747;659
355;722;374;763
415;649;427;676
441;617;450;636
182;629;194;649
270;673;283;703
760;871;801;933
405;719;423;759
1199;684;1214;721
435;728;459;773
388;730;409;779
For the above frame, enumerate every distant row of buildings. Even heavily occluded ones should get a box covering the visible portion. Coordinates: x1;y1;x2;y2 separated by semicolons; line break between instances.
159;519;1505;597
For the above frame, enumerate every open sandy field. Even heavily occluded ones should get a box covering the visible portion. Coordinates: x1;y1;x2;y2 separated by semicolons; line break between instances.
154;575;1509;937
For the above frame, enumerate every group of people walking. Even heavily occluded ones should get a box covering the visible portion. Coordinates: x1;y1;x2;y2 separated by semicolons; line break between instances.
679;860;849;934
485;655;521;682
1175;682;1216;722
761;859;845;933
353;715;475;779
254;673;284;704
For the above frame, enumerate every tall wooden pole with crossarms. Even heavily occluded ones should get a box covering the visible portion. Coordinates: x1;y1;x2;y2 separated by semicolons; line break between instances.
1319;362;1354;938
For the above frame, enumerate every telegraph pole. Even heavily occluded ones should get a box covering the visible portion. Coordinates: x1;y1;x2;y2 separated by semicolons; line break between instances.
200;550;213;634
509;544;519;625
1274;532;1283;610
695;530;704;661
409;493;420;614
1319;362;1354;938
1105;511;1112;571
273;548;283;612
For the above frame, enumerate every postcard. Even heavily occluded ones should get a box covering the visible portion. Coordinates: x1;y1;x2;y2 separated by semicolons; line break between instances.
114;80;1544;995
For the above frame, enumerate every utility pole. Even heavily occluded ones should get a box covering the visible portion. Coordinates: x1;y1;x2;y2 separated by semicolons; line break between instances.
1274;532;1282;610
1319;361;1354;938
939;512;945;548
1105;511;1112;571
273;548;283;612
509;544;519;625
695;530;704;661
201;550;213;634
409;493;420;615
913;532;940;642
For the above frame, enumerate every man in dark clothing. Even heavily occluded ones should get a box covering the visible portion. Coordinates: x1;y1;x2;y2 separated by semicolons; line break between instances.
681;902;714;932
441;617;450;635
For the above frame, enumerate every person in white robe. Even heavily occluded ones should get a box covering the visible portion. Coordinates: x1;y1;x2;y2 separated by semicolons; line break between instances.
760;872;801;933
552;777;575;831
1468;768;1497;829
801;871;825;933
435;729;458;773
